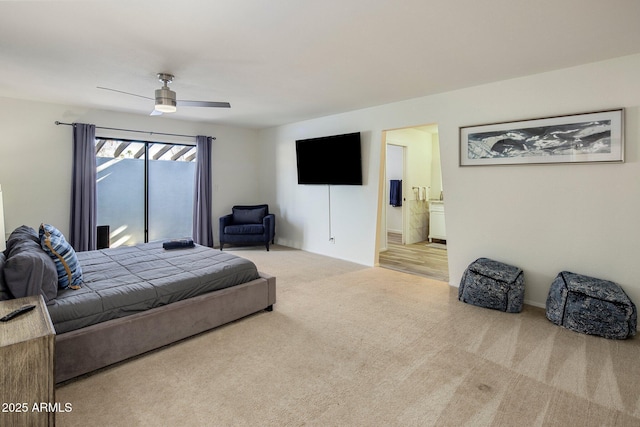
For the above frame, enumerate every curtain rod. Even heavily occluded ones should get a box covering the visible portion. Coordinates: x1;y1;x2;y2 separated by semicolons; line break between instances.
54;121;215;140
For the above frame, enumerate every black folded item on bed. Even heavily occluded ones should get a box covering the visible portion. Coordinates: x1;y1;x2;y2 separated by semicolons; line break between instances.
162;239;195;250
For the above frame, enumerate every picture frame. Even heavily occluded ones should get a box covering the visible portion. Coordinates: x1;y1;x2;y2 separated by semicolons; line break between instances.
459;109;624;166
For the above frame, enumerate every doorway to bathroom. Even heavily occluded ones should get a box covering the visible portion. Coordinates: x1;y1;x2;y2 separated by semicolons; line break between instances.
377;124;449;282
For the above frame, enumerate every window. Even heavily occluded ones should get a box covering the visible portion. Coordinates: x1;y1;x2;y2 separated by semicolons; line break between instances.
95;139;196;247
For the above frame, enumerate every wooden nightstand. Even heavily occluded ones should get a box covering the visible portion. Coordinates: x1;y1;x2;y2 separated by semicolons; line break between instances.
0;295;56;426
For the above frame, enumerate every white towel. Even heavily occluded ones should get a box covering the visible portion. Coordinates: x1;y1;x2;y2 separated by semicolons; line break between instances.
418;187;426;201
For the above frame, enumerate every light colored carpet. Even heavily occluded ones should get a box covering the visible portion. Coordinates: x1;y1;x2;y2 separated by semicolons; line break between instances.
56;245;640;426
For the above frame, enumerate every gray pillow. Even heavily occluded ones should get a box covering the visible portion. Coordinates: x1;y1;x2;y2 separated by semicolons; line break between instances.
3;226;58;302
232;207;267;224
6;225;40;251
0;252;11;301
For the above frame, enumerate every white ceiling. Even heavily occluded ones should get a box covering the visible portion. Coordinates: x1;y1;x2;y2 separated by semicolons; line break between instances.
2;1;640;129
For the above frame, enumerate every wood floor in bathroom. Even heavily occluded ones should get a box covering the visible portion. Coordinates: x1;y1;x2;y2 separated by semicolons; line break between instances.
379;232;449;282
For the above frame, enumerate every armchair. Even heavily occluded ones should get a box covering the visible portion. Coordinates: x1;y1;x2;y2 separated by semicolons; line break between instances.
219;204;276;251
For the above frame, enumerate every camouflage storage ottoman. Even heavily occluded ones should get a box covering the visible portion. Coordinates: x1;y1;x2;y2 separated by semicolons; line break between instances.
458;257;524;313
546;271;637;339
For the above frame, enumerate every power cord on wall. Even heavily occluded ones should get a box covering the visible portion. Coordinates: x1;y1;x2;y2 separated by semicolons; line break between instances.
328;185;335;243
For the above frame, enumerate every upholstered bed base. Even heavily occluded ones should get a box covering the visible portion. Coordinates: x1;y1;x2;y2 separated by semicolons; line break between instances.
55;272;276;383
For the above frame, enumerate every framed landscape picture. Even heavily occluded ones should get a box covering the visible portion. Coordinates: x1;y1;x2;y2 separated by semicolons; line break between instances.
459;109;624;166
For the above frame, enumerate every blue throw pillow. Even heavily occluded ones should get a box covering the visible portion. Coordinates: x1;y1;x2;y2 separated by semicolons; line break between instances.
39;223;83;290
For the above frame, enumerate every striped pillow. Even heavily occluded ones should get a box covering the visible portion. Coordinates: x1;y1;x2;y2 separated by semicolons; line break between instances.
39;223;83;290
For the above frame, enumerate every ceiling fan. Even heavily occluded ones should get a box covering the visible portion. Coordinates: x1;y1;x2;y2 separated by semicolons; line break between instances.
97;73;231;115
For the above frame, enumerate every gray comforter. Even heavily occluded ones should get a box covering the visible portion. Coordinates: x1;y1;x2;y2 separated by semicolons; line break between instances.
47;242;260;334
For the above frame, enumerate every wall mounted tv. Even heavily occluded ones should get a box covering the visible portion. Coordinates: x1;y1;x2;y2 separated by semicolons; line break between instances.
295;132;363;185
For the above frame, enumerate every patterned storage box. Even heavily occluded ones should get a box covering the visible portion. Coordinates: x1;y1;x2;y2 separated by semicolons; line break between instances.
546;271;637;339
458;257;524;313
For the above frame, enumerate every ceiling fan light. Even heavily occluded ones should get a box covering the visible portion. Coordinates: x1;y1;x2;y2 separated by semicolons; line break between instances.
155;102;177;113
155;87;177;113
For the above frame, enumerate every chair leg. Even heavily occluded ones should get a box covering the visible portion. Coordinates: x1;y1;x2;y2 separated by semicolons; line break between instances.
220;243;224;251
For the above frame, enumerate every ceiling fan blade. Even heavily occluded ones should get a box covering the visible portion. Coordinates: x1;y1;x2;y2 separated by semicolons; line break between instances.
97;86;153;100
177;100;231;108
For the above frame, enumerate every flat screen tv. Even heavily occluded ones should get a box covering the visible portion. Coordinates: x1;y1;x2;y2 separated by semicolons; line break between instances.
295;132;363;185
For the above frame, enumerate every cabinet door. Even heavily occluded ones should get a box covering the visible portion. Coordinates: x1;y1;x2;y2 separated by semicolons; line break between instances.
429;208;446;241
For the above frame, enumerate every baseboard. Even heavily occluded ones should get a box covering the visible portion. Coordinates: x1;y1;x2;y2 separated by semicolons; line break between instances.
524;299;545;309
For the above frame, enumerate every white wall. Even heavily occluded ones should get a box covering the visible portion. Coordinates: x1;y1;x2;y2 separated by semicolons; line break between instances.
431;133;442;199
259;53;640;308
259;120;380;265
0;97;260;244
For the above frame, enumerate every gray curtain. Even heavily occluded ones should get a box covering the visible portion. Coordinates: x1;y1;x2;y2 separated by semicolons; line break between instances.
70;123;97;251
192;136;213;246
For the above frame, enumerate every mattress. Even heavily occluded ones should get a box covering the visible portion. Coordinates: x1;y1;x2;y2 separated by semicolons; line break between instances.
47;241;260;334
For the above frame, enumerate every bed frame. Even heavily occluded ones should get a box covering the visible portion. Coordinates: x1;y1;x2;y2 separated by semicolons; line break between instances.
55;272;275;383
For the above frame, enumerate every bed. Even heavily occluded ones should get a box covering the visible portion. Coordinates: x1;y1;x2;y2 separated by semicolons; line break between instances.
0;225;276;383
